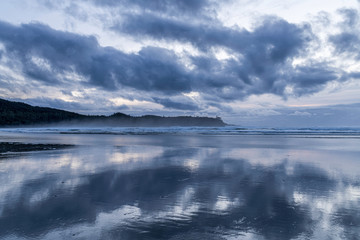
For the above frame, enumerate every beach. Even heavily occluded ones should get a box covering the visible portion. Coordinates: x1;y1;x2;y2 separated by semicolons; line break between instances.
0;128;359;239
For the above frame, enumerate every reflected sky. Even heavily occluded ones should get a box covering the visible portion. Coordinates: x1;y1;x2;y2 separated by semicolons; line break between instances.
0;134;359;239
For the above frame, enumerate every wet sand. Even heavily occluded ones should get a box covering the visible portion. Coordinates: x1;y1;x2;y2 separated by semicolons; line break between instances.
0;142;73;154
0;131;359;239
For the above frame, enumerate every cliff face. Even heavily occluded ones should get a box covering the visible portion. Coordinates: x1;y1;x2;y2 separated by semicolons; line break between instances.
0;98;227;127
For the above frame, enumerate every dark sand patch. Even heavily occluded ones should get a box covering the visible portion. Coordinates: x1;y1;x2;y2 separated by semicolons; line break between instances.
0;142;74;154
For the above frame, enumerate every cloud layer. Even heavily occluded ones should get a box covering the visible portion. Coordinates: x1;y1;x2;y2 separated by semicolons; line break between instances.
0;14;350;101
0;0;359;123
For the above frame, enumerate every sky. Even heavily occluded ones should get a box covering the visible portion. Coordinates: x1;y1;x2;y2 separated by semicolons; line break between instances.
0;0;359;127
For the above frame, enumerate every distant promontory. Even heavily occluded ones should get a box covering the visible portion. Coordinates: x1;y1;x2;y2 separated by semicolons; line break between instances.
0;98;227;127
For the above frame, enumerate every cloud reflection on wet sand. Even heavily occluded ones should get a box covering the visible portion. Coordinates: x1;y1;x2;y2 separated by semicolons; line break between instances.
0;135;359;239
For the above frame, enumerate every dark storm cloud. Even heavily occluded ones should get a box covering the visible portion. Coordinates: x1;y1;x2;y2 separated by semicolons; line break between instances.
116;13;309;59
348;71;360;78
115;13;345;98
22;0;359;115
188;56;340;100
330;33;360;59
0;21;191;94
288;64;340;96
330;9;360;59
0;17;352;108
338;8;359;27
114;104;129;111
153;97;200;111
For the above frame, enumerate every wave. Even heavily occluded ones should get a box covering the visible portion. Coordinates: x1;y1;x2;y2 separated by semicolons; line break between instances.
1;126;360;136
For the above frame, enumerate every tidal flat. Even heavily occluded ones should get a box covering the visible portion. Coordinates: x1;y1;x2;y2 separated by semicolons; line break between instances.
0;130;359;239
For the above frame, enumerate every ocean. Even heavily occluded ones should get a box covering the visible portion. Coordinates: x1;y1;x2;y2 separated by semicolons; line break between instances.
0;127;359;239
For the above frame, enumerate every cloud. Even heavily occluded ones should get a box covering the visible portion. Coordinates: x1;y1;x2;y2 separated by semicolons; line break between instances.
90;0;213;16
115;13;310;59
0;15;355;113
8;97;93;112
114;13;347;98
247;109;282;116
330;33;360;59
34;98;83;109
290;111;312;116
235;102;360;127
114;104;129;111
6;96;133;115
287;64;340;96
330;9;360;59
64;3;89;21
0;21;191;95
153;97;200;111
338;8;359;27
38;0;215;19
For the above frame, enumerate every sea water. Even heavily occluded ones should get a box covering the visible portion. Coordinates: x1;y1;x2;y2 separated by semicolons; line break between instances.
0;127;359;239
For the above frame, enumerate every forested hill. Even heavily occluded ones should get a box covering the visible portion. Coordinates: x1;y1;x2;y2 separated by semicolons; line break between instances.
0;98;227;127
